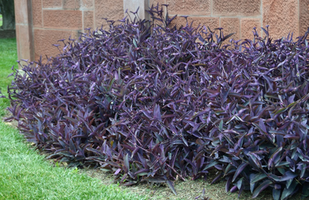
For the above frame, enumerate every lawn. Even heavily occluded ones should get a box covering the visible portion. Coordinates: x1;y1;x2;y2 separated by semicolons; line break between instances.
0;38;147;200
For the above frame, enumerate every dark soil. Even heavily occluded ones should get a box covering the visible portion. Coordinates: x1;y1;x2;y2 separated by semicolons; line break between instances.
0;29;15;38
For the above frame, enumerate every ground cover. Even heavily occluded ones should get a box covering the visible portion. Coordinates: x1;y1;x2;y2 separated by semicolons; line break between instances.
3;6;309;198
0;38;147;200
0;36;268;200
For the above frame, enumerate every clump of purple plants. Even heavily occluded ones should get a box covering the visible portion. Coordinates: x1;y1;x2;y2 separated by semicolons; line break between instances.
5;4;309;200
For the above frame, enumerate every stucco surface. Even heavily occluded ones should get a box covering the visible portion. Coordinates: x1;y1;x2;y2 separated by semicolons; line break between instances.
43;10;83;29
34;29;79;61
94;0;124;27
241;18;261;40
263;0;298;38
13;0;308;62
43;0;62;8
213;0;261;16
167;0;211;15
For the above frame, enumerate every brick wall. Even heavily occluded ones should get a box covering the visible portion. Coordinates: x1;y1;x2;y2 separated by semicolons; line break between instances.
14;0;309;61
156;0;301;41
15;0;124;61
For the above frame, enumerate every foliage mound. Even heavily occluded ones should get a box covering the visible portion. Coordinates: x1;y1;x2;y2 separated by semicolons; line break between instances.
5;4;309;200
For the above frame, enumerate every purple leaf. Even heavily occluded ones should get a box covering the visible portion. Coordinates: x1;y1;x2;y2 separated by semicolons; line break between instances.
153;104;162;121
232;163;248;182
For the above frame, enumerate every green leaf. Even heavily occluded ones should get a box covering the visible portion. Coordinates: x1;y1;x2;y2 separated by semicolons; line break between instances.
273;102;297;115
219;119;223;131
224;164;233;176
166;180;177;195
133;38;138;47
252;180;272;198
203;161;218;170
273;188;281;200
236;177;244;190
301;183;309;199
63;116;78;124
269;171;297;182
251;173;268;184
281;180;297;200
250;174;256;193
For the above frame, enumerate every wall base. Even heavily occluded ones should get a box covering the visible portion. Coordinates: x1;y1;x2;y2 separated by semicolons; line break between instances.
0;29;16;38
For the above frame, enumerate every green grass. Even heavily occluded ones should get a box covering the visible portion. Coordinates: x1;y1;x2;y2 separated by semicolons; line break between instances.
0;14;2;27
0;38;147;200
0;38;16;115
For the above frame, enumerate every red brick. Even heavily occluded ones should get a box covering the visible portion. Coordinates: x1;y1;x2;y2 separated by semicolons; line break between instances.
84;11;94;29
81;0;93;9
43;10;82;29
220;18;240;41
43;0;62;8
32;0;43;27
34;29;79;61
94;0;124;28
213;0;261;16
299;0;309;36
241;18;261;40
63;0;81;10
166;0;211;15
